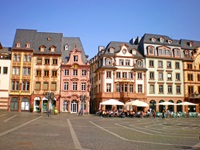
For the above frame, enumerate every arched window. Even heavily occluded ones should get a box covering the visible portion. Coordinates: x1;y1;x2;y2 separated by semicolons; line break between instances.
21;98;29;111
105;58;112;65
63;100;68;112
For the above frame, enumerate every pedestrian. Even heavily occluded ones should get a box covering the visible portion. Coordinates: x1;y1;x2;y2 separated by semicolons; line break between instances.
162;109;165;119
153;110;156;118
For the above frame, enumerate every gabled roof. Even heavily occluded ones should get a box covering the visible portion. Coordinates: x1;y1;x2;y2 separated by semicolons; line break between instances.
62;37;88;63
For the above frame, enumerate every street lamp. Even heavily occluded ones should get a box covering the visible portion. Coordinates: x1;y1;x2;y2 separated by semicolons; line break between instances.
44;91;54;117
80;95;86;115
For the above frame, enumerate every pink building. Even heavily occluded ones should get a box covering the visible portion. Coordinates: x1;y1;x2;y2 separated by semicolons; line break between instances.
60;38;90;113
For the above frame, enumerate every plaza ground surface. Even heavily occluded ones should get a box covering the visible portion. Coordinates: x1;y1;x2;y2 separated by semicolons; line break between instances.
0;112;200;150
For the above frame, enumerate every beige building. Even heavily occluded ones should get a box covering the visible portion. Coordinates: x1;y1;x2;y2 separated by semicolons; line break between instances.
137;34;185;112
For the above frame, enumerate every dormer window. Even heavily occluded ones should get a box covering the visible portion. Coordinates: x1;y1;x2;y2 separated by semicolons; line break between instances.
151;38;156;42
65;45;69;51
168;40;172;44
160;37;164;43
108;48;114;53
16;42;20;48
189;41;193;47
50;46;56;52
137;60;143;67
40;46;46;52
26;42;30;48
131;49;136;55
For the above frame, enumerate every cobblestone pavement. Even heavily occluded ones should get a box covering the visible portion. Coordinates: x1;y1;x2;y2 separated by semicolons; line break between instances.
0;112;200;150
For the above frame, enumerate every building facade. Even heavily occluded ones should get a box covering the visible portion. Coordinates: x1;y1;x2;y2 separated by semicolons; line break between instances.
0;43;11;110
90;42;146;113
181;40;200;112
137;34;185;112
60;37;90;114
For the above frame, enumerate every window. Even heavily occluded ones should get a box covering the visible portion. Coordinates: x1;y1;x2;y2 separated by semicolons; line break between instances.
188;74;193;81
122;72;127;78
106;58;112;65
52;59;57;65
125;60;130;66
167;61;171;68
12;81;19;90
187;64;192;69
167;73;172;80
44;70;49;77
158;49;163;55
16;42;20;48
106;83;111;92
158;61;163;68
106;71;111;78
37;58;42;64
150;72;154;79
24;55;27;62
43;82;49;90
65;45;69;50
36;82;41;90
129;72;133;79
64;82;69;90
22;81;30;91
52;70;57;77
23;67;30;76
82;70;86;76
74;55;78;62
12;67;20;75
116;84;120;92
138;73;142;79
64;70;69;76
188;86;193;94
51;82;56;91
119;59;124;65
40;46;45;52
176;85;181;94
44;59;50;65
124;84;128;92
149;47;154;54
73;69;78;76
27;55;31;62
51;47;56;52
13;54;17;61
3;67;8;74
197;74;200;81
36;70;41;77
150;85;155;93
129;85;133;92
116;72;121;78
176;73;180;81
175;62;180;69
159;85;164;93
138;85;142;93
137;60;142;67
168;85;173;93
149;60;154;67
81;82;86;91
158;72;163;80
17;54;21;62
160;37;164;43
73;82;77;90
26;43;30;48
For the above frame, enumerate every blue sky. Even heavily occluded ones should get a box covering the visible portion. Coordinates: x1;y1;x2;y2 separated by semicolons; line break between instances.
1;0;200;59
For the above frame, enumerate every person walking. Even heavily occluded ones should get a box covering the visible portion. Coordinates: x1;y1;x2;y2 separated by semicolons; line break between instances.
162;109;165;119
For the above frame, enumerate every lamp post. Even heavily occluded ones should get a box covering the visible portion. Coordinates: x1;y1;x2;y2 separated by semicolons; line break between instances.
44;91;54;117
80;95;86;115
